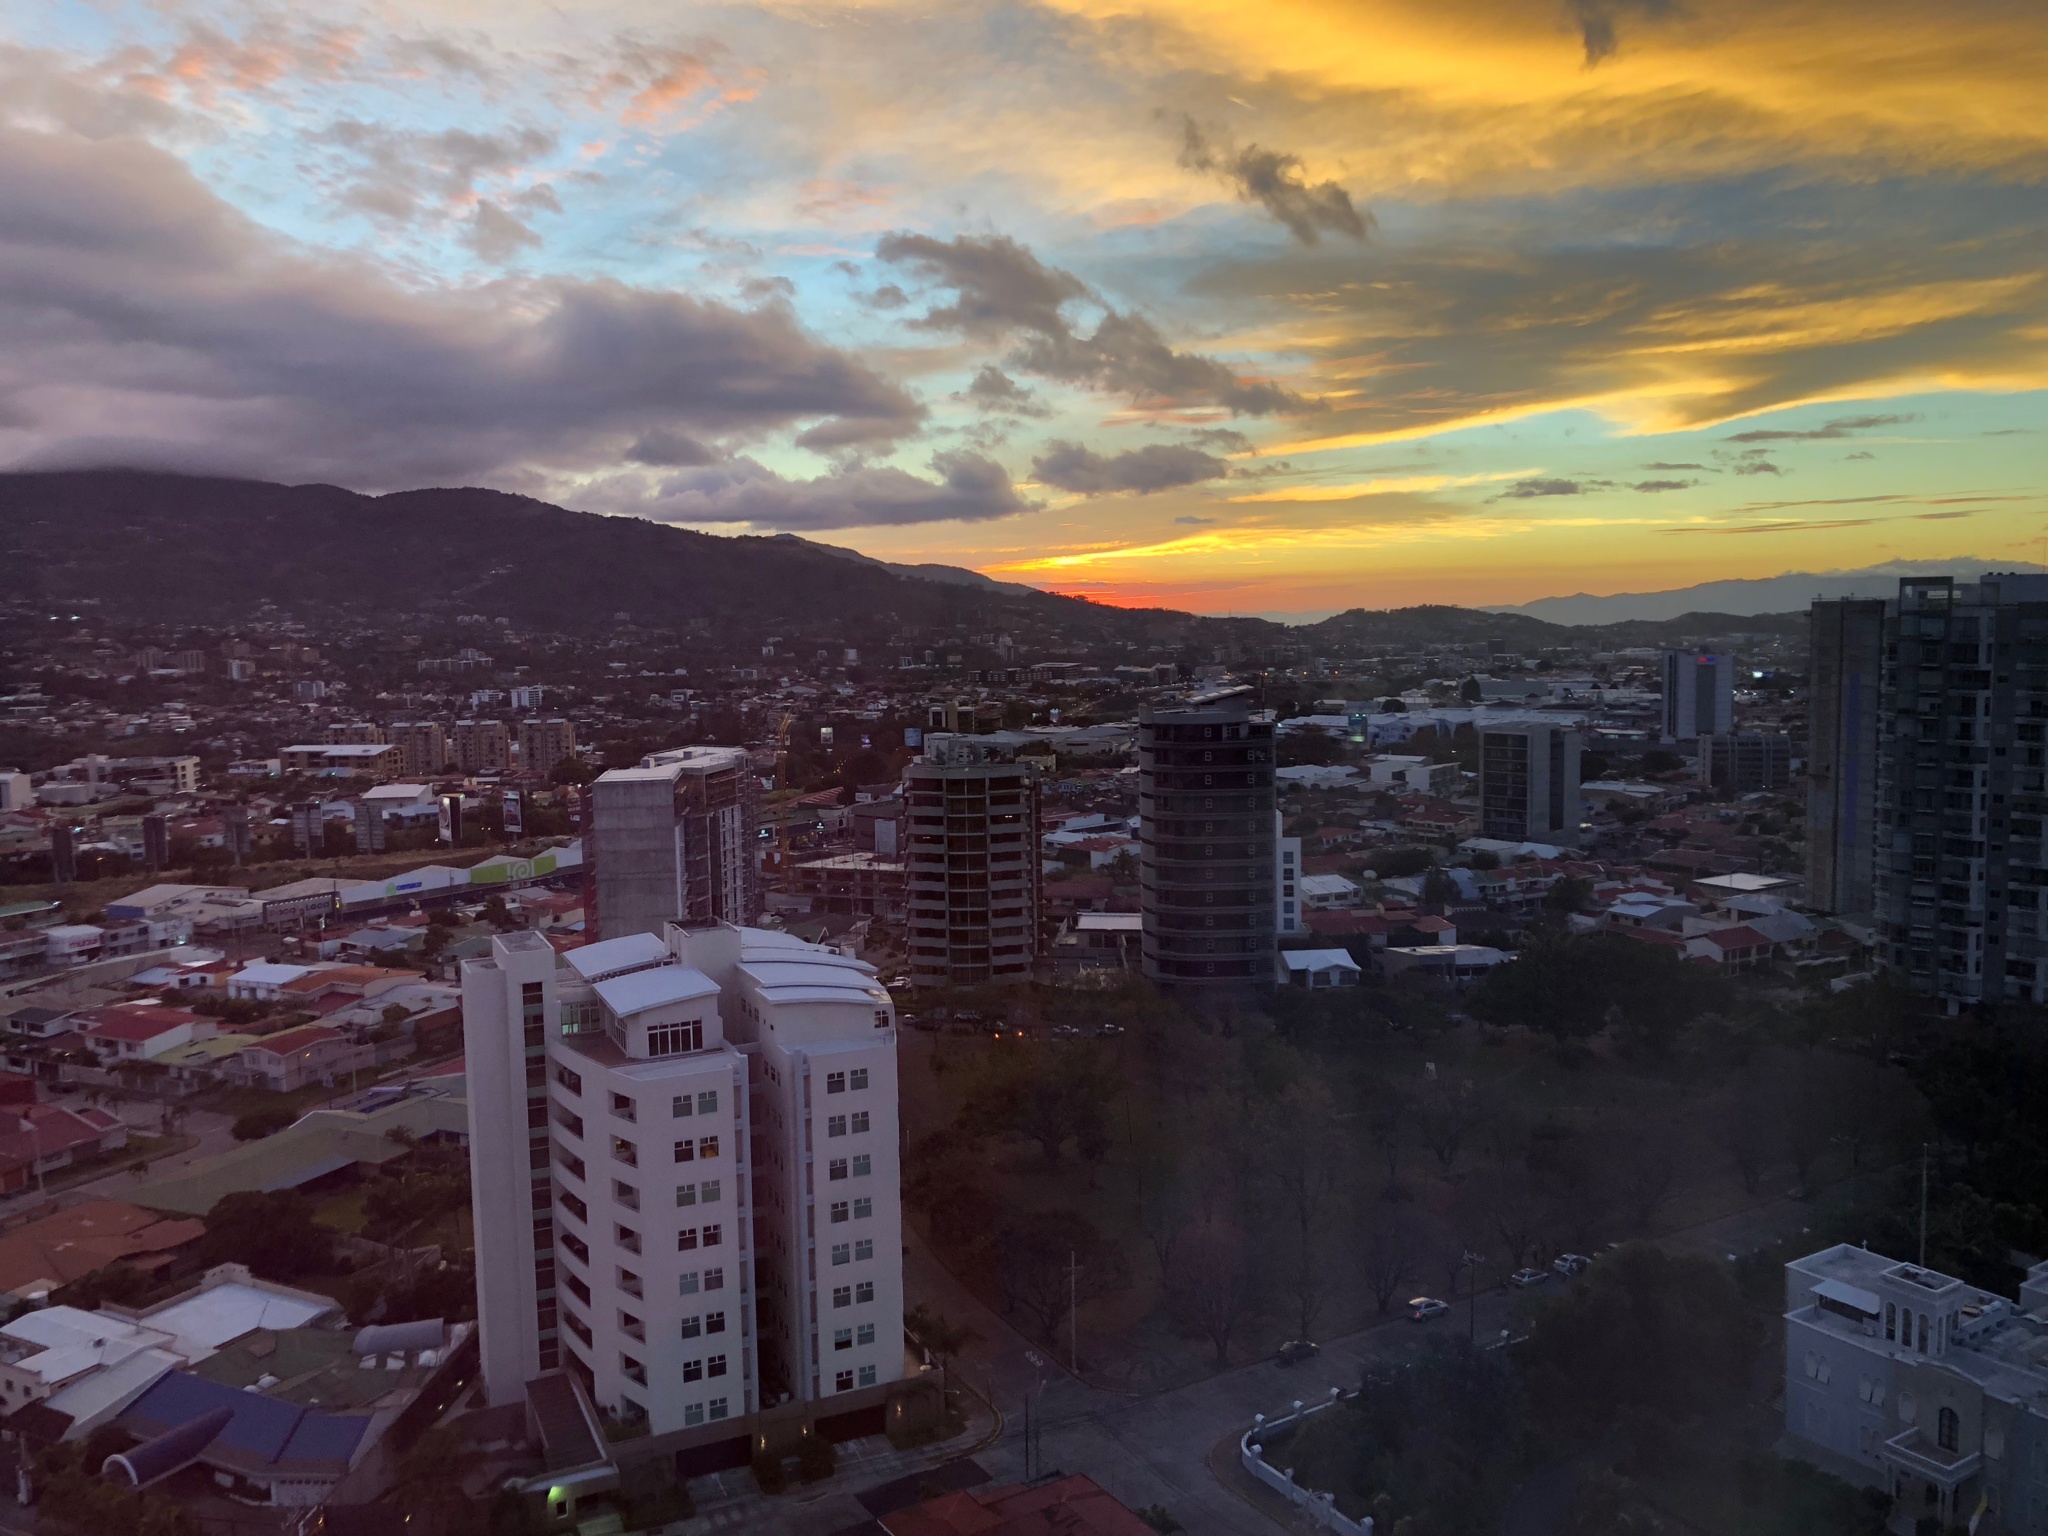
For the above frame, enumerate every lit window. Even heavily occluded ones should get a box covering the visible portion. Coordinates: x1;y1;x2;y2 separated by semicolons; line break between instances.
698;1135;720;1159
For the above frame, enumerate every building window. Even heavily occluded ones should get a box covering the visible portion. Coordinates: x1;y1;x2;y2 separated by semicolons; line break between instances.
858;1364;877;1388
855;1239;874;1261
698;1135;720;1159
618;1268;642;1298
1938;1406;1960;1453
851;1068;868;1090
835;1370;854;1393
831;1244;850;1266
678;1228;699;1251
673;1140;695;1163
703;1267;724;1290
699;1089;718;1113
833;1286;851;1308
682;1359;702;1382
828;1115;847;1137
615;1224;640;1253
826;1071;846;1093
646;1021;703;1057
676;1183;697;1207
702;1223;723;1246
1885;1303;1896;1342
830;1202;849;1223
708;1354;727;1378
857;1323;875;1346
835;1328;852;1351
610;1137;637;1167
851;1112;870;1134
609;1092;636;1122
613;1181;638;1210
706;1310;726;1334
619;1312;644;1342
700;1179;721;1203
853;1154;871;1177
829;1158;848;1181
679;1272;699;1295
680;1315;701;1339
622;1355;646;1385
856;1281;875;1303
853;1197;873;1220
553;1065;582;1095
709;1397;729;1420
672;1094;694;1118
684;1403;705;1427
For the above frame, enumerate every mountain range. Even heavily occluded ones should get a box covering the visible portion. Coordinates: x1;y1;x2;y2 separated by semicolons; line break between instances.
1486;561;2018;626
0;469;1835;652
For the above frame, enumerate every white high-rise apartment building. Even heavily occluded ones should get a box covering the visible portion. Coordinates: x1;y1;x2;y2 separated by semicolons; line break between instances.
462;922;902;1434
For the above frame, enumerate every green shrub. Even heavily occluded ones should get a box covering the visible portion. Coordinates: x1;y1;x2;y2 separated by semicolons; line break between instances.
797;1433;836;1483
750;1448;787;1494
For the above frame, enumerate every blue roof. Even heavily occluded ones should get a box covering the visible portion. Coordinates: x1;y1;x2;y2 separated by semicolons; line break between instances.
119;1371;371;1475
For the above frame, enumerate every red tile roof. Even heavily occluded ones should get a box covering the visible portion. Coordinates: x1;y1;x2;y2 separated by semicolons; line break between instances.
79;1004;205;1043
242;1025;346;1059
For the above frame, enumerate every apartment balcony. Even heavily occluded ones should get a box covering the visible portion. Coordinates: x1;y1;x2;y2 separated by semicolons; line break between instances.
1880;1427;1979;1489
611;1137;638;1168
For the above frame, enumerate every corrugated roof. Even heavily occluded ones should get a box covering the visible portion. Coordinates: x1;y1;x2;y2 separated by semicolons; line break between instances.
119;1370;371;1476
592;964;717;1018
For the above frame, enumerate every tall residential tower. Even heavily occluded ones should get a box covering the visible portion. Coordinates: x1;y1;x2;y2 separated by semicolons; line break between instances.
1136;688;1277;1005
590;746;759;942
900;735;1040;988
462;923;903;1430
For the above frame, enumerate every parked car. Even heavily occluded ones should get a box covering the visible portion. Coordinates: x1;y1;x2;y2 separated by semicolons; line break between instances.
1510;1268;1548;1288
1276;1339;1319;1367
1409;1297;1449;1322
1552;1253;1591;1277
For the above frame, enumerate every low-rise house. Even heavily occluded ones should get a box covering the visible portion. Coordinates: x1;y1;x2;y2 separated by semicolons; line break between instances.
0;1199;205;1305
1684;924;1773;970
230;1026;357;1093
1380;944;1510;983
1278;948;1363;989
1052;911;1142;975
1298;873;1364;910
0;1104;128;1190
78;1004;215;1065
226;962;312;1001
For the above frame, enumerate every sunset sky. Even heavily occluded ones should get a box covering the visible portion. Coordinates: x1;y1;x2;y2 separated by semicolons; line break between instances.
3;0;2043;616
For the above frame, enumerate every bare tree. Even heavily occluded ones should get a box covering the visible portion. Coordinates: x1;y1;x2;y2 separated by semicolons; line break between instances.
1260;1081;1349;1340
1361;1078;1412;1182
1164;1218;1263;1367
1354;1198;1422;1315
1416;1078;1482;1173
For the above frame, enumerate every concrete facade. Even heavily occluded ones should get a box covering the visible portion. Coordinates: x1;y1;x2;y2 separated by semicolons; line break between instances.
591;748;758;944
1479;723;1581;847
901;736;1040;988
1808;597;1888;916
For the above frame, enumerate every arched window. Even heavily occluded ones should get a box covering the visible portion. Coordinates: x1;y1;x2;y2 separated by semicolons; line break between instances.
1938;1406;1960;1453
1918;1312;1930;1353
1885;1303;1897;1341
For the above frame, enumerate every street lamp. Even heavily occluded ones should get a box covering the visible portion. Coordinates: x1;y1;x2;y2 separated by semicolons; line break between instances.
1461;1250;1484;1342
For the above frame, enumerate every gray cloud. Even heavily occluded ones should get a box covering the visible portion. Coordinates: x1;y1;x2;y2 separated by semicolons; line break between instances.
466;201;542;263
1568;0;1680;64
878;231;1301;415
627;451;1030;530
1178;119;1370;246
0;125;924;488
1031;441;1230;495
1631;478;1696;491
1181;426;1255;453
1643;461;1707;470
1730;454;1783;475
625;429;717;467
312;120;558;226
1495;477;1606;498
1725;412;1915;443
962;365;1049;417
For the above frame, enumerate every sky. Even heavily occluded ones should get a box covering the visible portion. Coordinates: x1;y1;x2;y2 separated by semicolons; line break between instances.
1;0;2043;619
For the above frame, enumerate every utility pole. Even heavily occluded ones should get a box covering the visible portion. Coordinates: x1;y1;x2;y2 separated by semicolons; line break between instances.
1069;1250;1079;1374
1919;1143;1929;1268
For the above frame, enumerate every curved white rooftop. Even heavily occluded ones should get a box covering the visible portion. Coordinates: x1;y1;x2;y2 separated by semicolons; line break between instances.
594;965;718;1018
566;932;670;982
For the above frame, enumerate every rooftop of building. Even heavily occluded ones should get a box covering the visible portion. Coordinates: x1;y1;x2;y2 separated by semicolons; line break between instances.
592;964;719;1019
563;932;669;981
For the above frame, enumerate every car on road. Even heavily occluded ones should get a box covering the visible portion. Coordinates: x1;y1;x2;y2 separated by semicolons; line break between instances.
1275;1339;1320;1367
1552;1253;1591;1277
1409;1297;1449;1322
1509;1268;1548;1288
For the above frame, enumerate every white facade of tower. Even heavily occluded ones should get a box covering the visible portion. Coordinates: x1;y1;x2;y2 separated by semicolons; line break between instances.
463;923;902;1433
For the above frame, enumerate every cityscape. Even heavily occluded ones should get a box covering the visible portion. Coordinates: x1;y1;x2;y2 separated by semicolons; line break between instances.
2;0;2046;1533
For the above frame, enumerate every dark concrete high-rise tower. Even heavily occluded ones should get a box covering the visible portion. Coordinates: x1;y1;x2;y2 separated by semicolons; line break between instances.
1137;687;1277;1005
1807;597;1887;915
